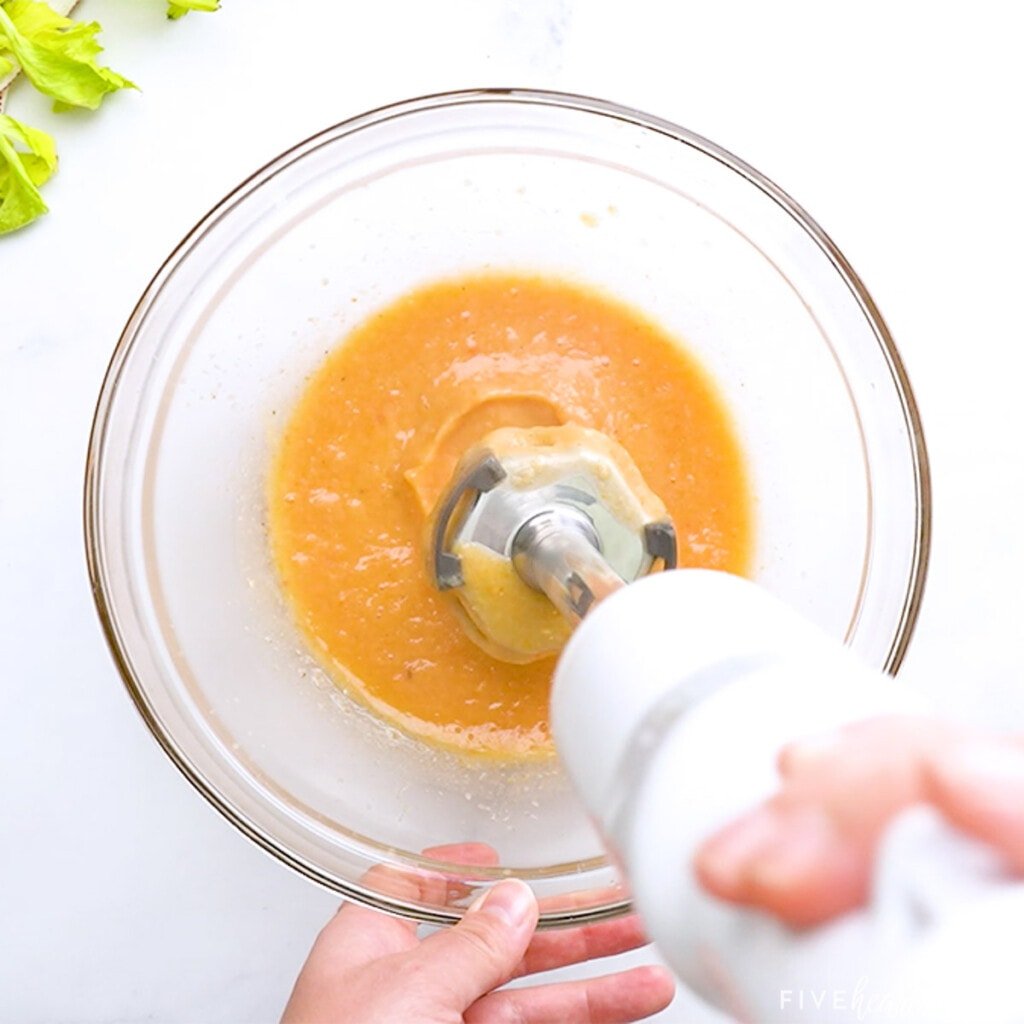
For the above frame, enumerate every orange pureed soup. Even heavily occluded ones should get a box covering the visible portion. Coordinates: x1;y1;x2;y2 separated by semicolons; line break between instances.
269;275;752;757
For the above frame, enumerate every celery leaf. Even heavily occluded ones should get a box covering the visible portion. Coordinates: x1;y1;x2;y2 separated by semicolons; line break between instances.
167;0;220;19
0;112;56;234
0;0;135;111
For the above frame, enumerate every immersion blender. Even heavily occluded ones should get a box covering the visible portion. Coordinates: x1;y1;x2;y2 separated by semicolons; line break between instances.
429;424;944;1020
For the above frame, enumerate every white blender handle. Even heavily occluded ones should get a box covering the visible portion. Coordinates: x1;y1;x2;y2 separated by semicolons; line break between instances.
551;568;889;817
550;569;927;1014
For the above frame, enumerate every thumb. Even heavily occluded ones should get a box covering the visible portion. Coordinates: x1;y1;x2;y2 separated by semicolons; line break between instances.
410;879;539;1009
924;738;1024;872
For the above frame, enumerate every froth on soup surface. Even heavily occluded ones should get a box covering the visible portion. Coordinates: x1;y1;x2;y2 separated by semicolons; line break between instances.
269;274;752;758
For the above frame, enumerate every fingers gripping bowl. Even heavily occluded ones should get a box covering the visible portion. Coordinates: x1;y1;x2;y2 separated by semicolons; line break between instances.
85;90;929;926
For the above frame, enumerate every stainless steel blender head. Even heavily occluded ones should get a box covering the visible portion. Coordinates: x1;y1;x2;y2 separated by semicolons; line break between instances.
430;427;677;626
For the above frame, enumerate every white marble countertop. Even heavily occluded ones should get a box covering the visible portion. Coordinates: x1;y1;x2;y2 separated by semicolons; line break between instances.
2;2;1022;1021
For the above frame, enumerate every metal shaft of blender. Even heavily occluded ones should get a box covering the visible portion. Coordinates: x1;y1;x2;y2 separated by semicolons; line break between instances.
511;508;625;623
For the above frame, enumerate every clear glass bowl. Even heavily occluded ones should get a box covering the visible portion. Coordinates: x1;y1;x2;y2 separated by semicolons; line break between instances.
85;89;929;927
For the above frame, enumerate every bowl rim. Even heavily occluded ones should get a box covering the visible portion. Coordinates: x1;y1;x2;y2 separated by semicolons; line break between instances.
83;86;931;925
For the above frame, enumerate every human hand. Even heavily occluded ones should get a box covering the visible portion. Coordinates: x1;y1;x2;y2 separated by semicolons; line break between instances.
694;716;1024;928
282;843;674;1023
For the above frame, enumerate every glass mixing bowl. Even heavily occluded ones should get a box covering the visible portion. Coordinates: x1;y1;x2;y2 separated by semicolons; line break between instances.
85;89;929;927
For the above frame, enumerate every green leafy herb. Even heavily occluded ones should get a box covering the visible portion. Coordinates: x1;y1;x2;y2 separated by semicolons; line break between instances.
0;0;135;111
167;0;220;19
0;0;218;236
0;111;56;233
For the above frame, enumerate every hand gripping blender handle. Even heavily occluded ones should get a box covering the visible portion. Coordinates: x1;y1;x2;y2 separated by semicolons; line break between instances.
549;568;926;1012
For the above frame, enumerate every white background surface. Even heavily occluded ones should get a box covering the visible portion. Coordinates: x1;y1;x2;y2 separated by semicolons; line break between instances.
2;2;1023;1021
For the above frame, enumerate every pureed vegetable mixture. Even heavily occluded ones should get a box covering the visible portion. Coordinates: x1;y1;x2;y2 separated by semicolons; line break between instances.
269;274;752;759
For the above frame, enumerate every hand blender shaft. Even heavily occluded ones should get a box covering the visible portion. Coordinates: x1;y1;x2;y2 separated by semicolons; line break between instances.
430;431;678;652
511;508;625;622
